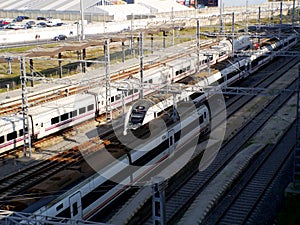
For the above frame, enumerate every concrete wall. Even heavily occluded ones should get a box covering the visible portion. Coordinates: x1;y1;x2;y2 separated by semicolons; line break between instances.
0;10;114;23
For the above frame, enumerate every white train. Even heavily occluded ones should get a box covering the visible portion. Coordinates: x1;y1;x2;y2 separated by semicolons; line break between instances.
125;34;297;131
29;101;211;222
4;34;296;222
0;36;244;154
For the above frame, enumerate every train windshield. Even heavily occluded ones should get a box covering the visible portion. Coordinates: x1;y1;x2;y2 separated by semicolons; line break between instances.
130;111;145;124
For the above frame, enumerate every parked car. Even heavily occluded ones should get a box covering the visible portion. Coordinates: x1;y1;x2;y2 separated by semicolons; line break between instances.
15;16;29;22
37;16;46;20
53;34;67;41
20;16;30;19
0;20;10;25
4;23;22;30
24;23;32;29
27;20;35;25
36;22;47;27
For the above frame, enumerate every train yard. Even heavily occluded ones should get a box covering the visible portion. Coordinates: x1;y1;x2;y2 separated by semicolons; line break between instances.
0;15;299;225
104;54;300;224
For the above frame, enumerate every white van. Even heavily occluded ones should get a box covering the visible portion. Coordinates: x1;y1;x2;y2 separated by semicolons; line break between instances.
46;19;62;27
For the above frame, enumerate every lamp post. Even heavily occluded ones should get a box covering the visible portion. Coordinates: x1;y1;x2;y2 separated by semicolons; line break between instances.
220;0;223;34
246;0;248;32
80;0;85;40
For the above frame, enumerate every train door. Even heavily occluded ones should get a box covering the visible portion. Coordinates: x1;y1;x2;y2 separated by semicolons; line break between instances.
168;129;175;156
36;115;45;139
69;191;82;220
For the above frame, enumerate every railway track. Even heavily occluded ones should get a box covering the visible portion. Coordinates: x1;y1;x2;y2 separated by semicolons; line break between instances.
158;73;297;224
105;56;299;224
202;122;295;225
0;136;104;210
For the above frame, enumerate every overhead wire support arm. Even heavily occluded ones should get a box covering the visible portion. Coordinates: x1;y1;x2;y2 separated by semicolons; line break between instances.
113;81;295;97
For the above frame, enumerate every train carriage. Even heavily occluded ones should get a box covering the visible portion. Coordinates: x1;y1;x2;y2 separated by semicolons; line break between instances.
31;94;96;139
31;101;211;222
166;55;197;83
0;94;98;152
0;115;27;153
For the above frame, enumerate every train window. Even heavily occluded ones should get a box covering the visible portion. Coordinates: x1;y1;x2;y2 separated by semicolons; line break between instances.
72;202;78;216
7;131;17;141
149;79;153;83
115;94;121;101
51;116;59;125
110;96;115;103
134;89;139;93
169;136;173;146
155;202;160;216
176;71;179;76
204;112;207;119
199;115;204;124
87;104;94;111
19;129;24;137
79;107;86;115
56;203;63;211
0;136;4;144
56;208;71;218
70;110;77;118
128;89;133;95
60;113;69;121
187;66;190;71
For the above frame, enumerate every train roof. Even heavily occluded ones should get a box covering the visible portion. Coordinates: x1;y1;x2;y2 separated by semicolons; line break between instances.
0;114;23;124
165;55;196;67
0;115;24;132
132;99;154;110
27;92;94;116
